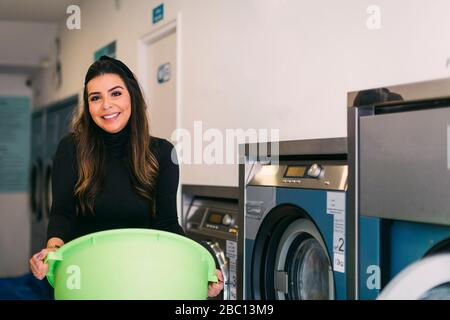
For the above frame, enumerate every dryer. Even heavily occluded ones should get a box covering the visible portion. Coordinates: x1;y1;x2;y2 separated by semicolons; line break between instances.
243;138;350;300
348;78;450;299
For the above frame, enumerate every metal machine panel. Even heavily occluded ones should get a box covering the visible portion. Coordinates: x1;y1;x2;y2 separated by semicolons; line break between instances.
183;192;239;300
360;107;450;226
248;164;347;191
349;78;450;300
245;186;276;241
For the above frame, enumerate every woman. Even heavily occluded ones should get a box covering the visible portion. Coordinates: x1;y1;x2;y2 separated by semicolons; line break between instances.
29;56;223;298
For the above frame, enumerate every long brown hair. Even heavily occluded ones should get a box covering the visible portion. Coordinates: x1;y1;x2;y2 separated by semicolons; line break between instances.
72;56;159;215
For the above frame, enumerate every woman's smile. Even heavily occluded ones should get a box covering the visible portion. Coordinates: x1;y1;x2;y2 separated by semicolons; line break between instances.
101;112;121;121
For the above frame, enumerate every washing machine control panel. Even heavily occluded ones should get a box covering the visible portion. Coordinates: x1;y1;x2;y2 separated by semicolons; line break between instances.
249;163;348;191
202;210;238;234
282;163;324;182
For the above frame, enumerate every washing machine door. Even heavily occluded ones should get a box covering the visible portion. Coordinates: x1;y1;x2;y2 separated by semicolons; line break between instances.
205;240;230;300
251;204;334;300
30;160;43;221
379;253;450;300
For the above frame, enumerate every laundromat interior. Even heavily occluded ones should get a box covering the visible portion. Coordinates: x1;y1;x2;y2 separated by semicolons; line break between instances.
1;0;450;301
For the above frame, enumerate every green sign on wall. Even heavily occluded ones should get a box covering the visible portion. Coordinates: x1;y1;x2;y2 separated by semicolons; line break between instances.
94;41;116;61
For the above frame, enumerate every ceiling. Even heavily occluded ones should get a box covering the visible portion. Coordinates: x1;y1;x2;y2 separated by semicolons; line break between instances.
0;0;81;23
0;0;84;74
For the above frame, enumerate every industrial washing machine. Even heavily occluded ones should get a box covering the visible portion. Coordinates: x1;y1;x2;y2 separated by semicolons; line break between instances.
183;185;240;300
30;95;77;255
348;78;450;299
243;138;352;300
43;95;77;219
30;110;46;255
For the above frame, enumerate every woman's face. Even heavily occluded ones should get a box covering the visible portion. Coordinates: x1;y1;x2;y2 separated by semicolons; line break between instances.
87;73;132;134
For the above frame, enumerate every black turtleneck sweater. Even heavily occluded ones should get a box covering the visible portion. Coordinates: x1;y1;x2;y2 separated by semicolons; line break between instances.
46;125;184;243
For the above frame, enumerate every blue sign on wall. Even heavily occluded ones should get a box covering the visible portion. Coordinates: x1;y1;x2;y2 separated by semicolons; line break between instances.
0;96;30;193
153;3;164;24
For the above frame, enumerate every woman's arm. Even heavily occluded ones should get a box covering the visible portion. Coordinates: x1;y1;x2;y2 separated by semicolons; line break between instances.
152;138;185;236
46;134;78;243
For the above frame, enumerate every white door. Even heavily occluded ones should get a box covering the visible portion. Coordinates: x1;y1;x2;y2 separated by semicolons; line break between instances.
145;30;177;141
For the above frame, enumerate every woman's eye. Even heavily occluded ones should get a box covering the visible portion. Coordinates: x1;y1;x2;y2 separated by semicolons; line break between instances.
112;91;122;97
90;96;100;102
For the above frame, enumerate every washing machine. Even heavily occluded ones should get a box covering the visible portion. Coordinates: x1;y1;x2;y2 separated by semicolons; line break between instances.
359;218;450;299
347;78;450;299
30;110;46;255
184;195;239;300
43;95;77;219
244;138;350;300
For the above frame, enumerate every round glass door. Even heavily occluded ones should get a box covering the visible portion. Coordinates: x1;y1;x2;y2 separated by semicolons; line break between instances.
251;204;334;300
378;253;450;300
274;219;334;300
419;282;450;300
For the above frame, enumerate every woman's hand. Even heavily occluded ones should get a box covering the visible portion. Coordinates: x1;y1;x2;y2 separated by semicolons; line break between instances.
29;238;63;280
208;269;224;298
29;248;56;280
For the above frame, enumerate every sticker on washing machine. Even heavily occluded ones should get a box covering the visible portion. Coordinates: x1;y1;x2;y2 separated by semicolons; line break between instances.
228;258;237;300
333;253;345;273
226;240;237;258
333;211;346;273
327;192;345;215
226;240;238;300
327;192;346;273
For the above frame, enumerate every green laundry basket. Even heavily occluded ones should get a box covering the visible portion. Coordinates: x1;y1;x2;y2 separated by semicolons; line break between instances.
45;229;218;300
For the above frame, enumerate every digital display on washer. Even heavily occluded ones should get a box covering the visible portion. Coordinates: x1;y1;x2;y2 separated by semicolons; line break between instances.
284;166;306;178
208;212;223;224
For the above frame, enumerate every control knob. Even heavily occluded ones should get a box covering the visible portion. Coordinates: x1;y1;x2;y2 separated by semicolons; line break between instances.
307;163;323;178
222;214;234;226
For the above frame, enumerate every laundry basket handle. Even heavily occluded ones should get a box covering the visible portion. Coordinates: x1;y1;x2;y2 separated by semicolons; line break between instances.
45;251;63;287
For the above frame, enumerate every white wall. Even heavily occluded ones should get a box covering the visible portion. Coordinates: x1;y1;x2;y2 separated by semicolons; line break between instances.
0;21;57;67
32;0;450;187
0;74;32;277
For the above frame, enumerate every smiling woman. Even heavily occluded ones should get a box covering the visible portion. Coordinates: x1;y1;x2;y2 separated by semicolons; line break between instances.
72;55;159;216
28;56;224;298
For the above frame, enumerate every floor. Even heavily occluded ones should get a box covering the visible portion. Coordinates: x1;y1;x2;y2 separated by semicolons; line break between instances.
0;273;53;300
